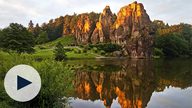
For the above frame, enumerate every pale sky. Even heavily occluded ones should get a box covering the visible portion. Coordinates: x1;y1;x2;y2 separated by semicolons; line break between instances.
0;0;192;28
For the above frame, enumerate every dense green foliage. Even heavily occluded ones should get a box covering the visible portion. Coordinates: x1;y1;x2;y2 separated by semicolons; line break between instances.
0;23;35;54
54;42;67;61
89;43;122;53
153;20;192;57
0;51;75;107
36;30;49;44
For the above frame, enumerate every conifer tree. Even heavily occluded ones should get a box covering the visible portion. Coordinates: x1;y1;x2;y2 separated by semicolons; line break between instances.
54;42;66;61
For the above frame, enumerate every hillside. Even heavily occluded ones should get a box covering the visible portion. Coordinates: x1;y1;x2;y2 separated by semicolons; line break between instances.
44;35;76;46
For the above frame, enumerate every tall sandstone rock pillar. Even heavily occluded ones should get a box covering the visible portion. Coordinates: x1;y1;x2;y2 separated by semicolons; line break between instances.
91;6;113;43
110;1;156;59
75;14;93;45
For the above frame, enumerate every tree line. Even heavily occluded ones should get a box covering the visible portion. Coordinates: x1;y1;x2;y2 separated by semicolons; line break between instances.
1;11;192;58
153;20;192;57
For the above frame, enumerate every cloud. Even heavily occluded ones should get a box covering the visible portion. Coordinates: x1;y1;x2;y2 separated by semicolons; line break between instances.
147;87;192;108
0;0;192;28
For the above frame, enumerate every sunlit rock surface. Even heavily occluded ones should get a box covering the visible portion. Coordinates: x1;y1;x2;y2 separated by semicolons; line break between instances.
75;14;93;45
110;1;156;58
91;6;113;44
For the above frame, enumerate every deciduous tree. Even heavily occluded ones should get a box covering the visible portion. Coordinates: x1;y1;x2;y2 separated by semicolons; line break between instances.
36;30;49;44
0;23;35;54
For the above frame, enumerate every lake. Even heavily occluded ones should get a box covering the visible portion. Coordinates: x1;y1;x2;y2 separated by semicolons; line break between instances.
66;59;192;108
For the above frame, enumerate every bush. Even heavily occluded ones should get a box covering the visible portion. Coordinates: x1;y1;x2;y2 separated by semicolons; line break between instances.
78;50;81;54
100;50;105;55
93;47;97;53
93;47;97;51
65;48;72;52
78;44;83;48
92;43;122;53
0;51;75;108
154;48;165;57
84;45;89;51
38;46;46;49
89;44;97;48
83;49;87;53
105;54;108;57
88;47;91;50
74;50;77;53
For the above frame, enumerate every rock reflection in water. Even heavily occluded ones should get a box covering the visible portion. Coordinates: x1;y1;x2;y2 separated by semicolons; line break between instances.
72;60;156;108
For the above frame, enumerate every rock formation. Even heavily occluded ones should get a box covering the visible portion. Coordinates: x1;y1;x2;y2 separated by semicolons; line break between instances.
74;1;156;58
91;6;113;44
62;28;70;36
75;14;93;45
110;1;156;58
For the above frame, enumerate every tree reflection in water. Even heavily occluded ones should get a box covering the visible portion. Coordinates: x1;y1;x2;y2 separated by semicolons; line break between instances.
67;59;192;108
72;60;156;108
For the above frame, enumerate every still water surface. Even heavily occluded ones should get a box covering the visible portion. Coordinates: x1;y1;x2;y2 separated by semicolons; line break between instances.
66;59;192;108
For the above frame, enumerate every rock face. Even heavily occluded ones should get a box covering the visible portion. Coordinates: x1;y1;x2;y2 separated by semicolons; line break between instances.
91;6;113;44
112;51;122;57
62;28;70;37
75;14;93;45
110;1;156;58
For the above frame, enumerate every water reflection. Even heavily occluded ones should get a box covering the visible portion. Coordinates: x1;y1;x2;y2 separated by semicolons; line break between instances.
71;60;156;108
66;59;192;108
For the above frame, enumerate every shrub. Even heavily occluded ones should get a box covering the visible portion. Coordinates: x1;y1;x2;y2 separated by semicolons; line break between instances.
95;43;122;53
84;45;89;51
65;48;72;52
93;47;97;53
89;44;97;48
74;50;77;53
105;54;108;57
38;46;46;49
88;47;91;50
78;50;81;54
83;49;87;53
100;50;105;55
0;51;75;108
78;44;83;48
93;47;97;51
154;48;165;57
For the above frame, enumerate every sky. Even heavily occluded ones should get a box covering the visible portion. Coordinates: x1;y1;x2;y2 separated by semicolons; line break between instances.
0;0;192;28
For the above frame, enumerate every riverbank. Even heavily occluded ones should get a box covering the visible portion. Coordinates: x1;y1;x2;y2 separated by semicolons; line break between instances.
32;46;161;60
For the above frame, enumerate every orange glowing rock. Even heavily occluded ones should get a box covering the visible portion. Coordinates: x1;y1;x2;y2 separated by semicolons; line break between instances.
75;14;93;45
91;6;113;44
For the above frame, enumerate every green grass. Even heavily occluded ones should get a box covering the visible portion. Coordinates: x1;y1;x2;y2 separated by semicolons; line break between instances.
23;48;98;59
66;51;98;59
44;35;76;46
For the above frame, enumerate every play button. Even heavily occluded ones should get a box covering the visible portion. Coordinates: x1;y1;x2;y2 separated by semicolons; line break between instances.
4;65;41;102
17;75;32;90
